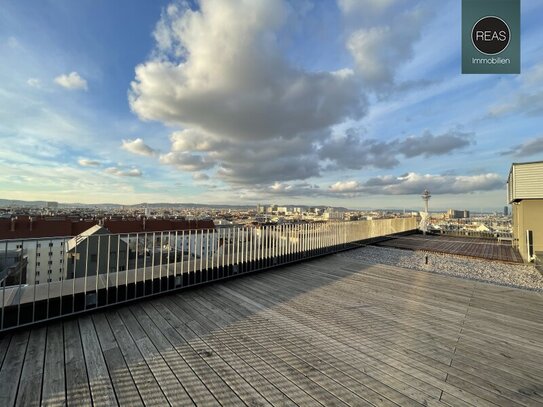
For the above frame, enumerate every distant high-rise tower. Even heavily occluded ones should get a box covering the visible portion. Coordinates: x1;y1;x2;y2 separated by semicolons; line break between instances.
420;189;431;235
421;189;431;213
504;205;509;216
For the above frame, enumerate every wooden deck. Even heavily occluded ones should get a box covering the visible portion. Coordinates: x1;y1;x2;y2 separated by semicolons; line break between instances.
0;254;542;406
376;234;524;263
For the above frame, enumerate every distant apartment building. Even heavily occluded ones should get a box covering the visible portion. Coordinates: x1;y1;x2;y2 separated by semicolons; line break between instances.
507;161;543;262
446;209;470;219
504;206;509;216
0;217;215;284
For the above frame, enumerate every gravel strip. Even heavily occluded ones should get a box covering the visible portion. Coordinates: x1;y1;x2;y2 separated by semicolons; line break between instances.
339;245;543;291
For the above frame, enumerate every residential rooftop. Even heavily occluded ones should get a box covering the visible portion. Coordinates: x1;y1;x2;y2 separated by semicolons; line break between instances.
0;253;541;406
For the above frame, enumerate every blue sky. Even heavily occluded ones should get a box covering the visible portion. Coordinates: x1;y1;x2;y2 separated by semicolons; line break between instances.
1;0;542;210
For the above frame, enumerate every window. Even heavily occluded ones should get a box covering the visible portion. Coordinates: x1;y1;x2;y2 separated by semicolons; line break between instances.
47;278;52;283
60;251;63;255
48;260;52;265
35;280;39;284
59;259;63;264
37;253;40;257
36;262;40;267
49;243;53;247
35;271;40;276
48;252;53;257
60;242;64;246
48;270;52;274
58;277;62;281
16;244;22;249
37;243;41;248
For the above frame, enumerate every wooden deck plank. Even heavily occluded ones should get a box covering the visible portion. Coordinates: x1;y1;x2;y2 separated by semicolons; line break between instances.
92;314;144;406
63;320;92;406
16;327;47;407
78;316;118;406
151;298;318;406
105;311;170;407
0;331;29;406
41;323;66;407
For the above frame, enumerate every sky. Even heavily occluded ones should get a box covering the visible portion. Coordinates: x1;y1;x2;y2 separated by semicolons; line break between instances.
1;0;543;211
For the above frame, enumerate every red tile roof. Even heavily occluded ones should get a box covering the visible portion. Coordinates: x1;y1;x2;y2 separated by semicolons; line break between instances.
0;218;215;240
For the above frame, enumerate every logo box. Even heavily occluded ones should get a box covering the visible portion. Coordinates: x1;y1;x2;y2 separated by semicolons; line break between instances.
462;0;520;74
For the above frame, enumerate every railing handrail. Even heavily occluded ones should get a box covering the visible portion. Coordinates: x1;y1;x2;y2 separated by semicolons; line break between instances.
0;218;418;332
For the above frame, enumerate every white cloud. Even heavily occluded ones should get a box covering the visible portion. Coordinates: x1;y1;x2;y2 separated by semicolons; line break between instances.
105;167;142;177
121;138;157;156
78;159;101;167
129;0;365;185
338;172;504;195
346;6;429;88
54;72;88;91
26;78;41;88
329;180;362;193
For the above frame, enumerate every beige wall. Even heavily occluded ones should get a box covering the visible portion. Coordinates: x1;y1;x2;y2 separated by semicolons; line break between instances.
512;200;543;262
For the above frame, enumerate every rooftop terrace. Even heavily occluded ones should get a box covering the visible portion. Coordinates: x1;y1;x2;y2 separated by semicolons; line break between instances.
376;234;523;263
1;253;541;406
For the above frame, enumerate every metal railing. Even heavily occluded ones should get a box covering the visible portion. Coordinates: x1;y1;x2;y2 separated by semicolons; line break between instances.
0;218;417;331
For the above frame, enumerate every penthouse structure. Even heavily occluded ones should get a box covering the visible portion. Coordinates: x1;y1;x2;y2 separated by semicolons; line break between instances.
507;161;543;262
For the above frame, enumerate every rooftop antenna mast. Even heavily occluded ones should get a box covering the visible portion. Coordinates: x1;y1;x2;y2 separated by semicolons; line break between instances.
420;189;431;235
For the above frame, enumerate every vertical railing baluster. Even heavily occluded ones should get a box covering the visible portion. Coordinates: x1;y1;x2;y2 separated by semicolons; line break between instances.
84;236;89;310
115;234;120;304
151;232;156;294
95;235;100;306
181;230;185;286
134;233;139;297
159;232;163;292
32;239;38;323
125;234;130;300
143;232;147;296
106;235;111;304
206;229;210;275
17;239;24;327
200;229;204;278
208;229;215;279
174;231;178;288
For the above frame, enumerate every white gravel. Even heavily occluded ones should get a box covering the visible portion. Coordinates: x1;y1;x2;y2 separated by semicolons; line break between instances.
340;245;543;291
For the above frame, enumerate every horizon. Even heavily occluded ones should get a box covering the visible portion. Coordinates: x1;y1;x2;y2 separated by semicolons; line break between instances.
1;0;542;208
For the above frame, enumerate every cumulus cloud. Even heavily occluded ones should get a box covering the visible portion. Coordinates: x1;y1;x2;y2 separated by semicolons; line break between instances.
78;159;101;167
105;167;142;177
128;0;367;185
344;2;431;89
320;129;473;170
329;172;503;196
121;138;158;156
501;136;543;158
54;72;88;91
129;1;363;140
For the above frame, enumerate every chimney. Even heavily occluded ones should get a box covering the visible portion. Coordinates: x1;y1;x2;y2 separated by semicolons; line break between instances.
29;216;33;231
10;217;16;232
143;216;146;231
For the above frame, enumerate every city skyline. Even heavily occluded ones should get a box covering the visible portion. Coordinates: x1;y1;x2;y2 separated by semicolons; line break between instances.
1;0;543;209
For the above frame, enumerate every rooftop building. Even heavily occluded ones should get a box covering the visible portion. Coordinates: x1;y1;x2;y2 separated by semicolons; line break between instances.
508;161;543;262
